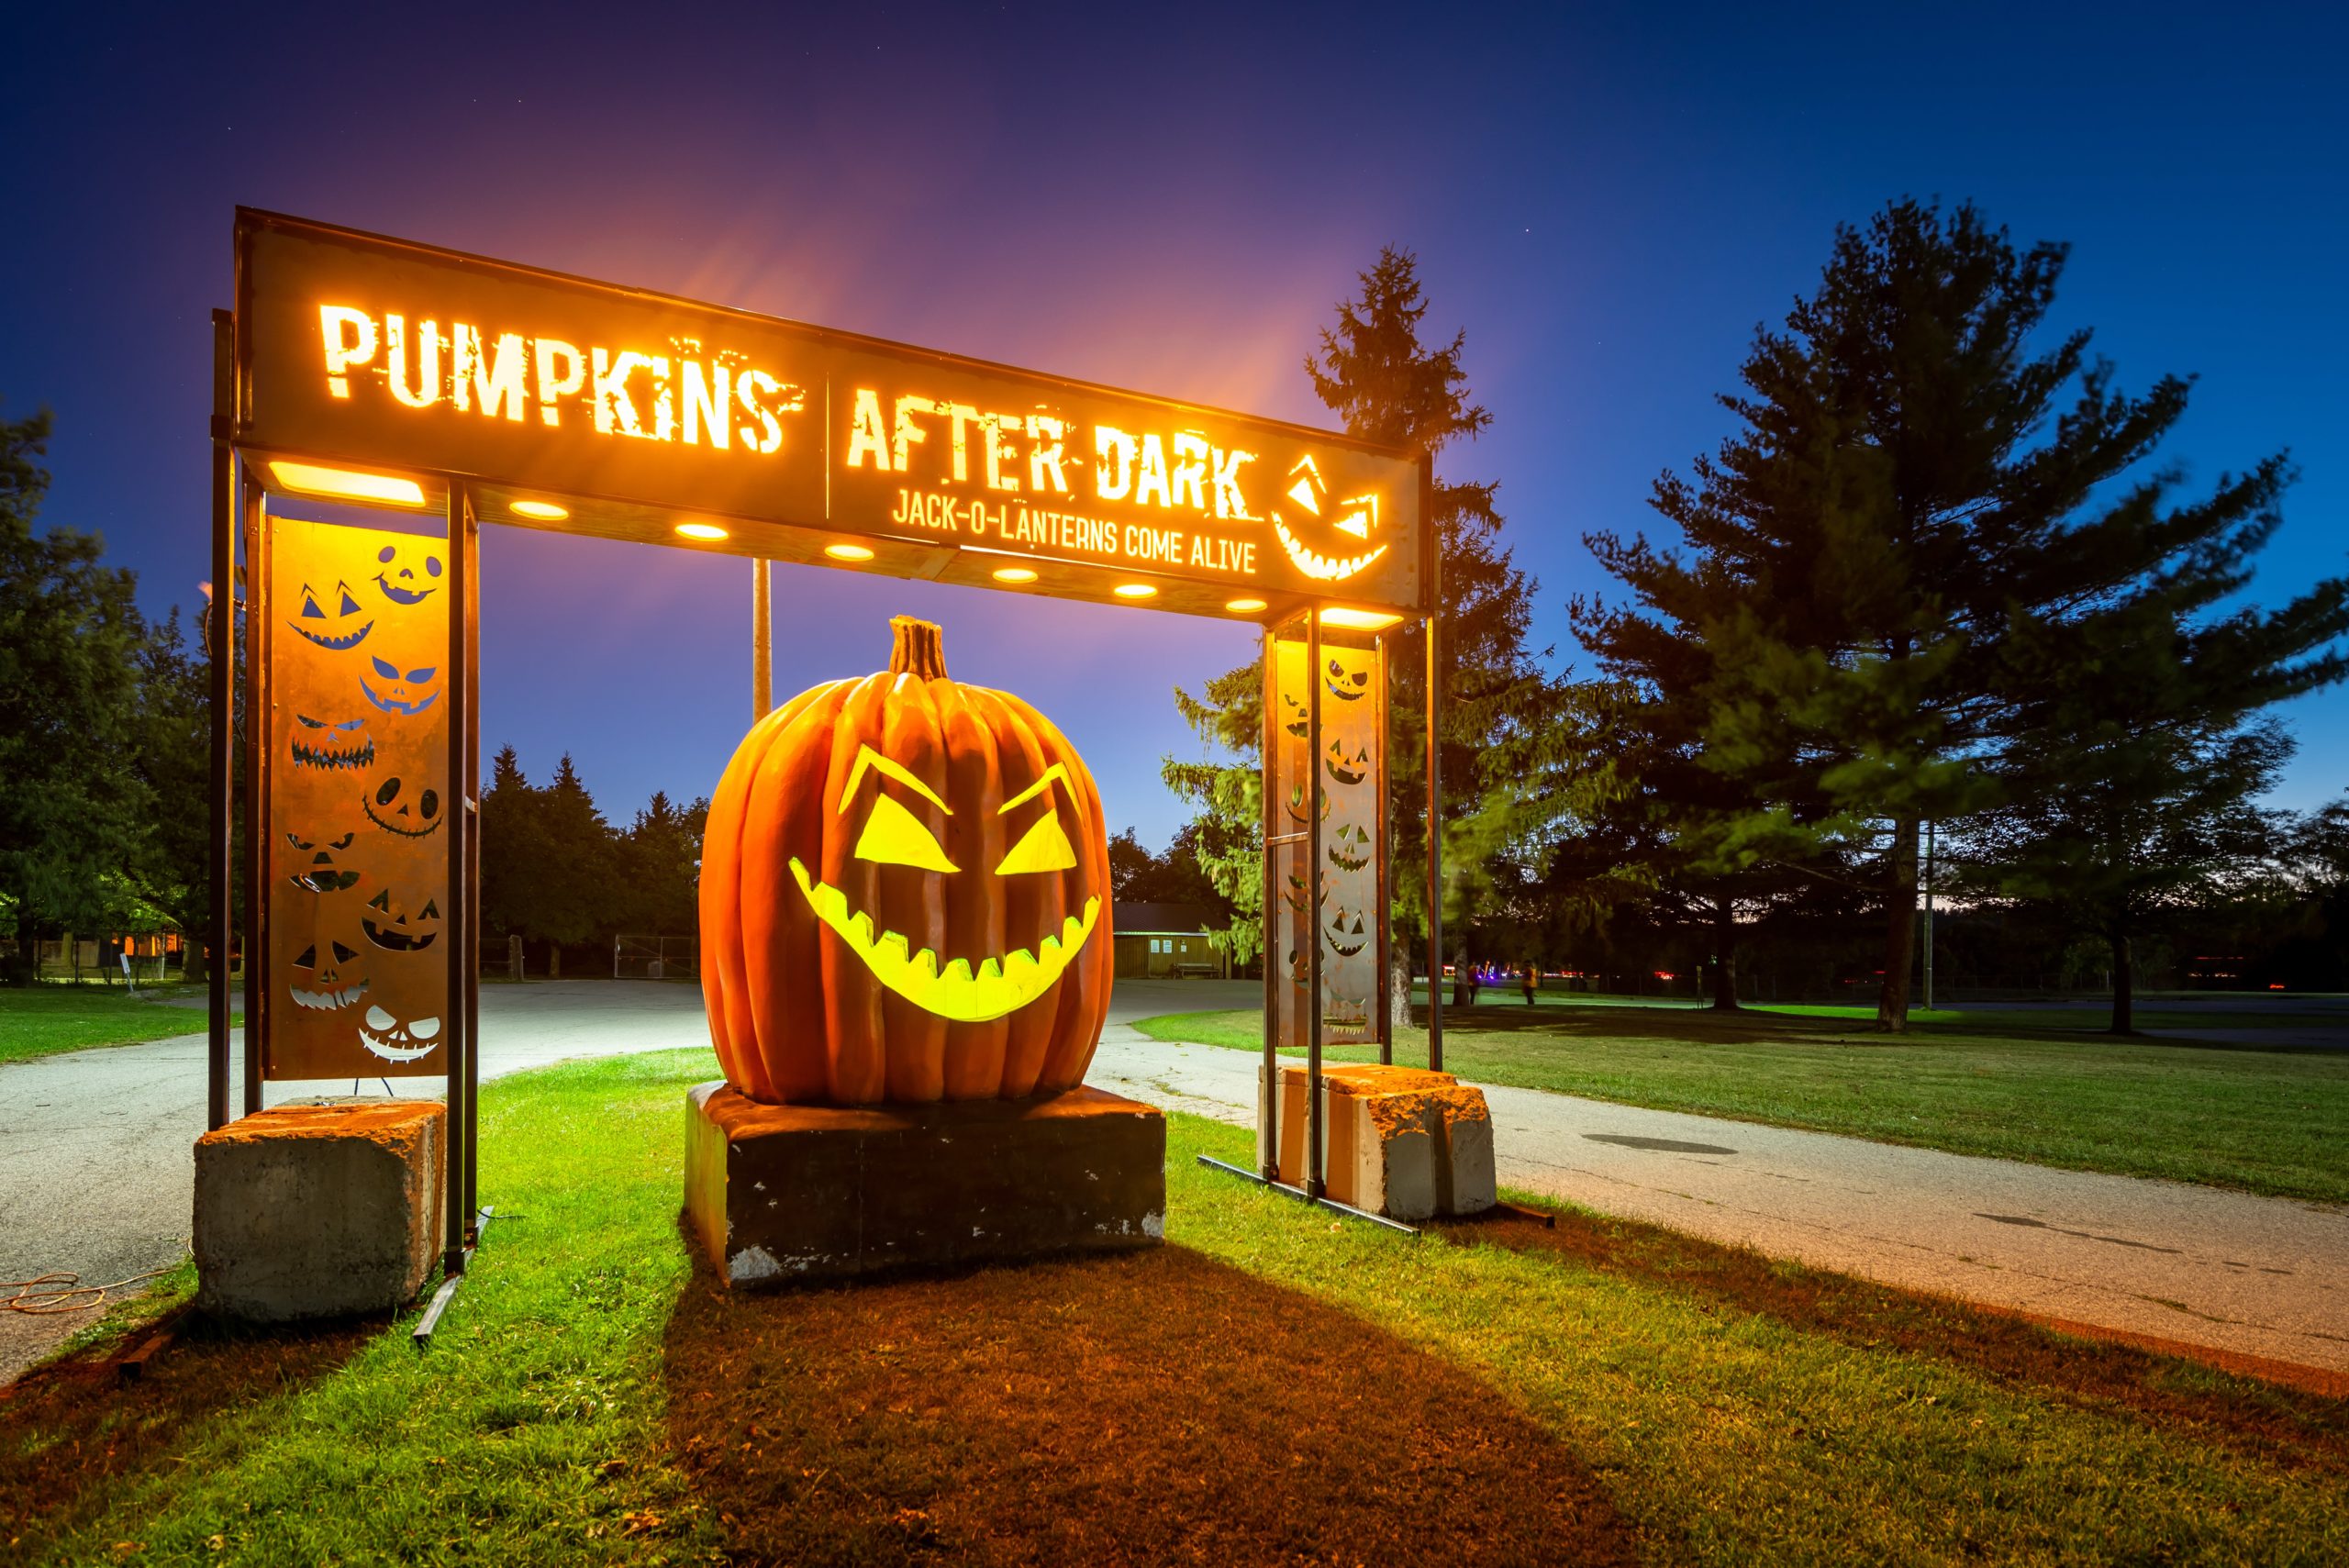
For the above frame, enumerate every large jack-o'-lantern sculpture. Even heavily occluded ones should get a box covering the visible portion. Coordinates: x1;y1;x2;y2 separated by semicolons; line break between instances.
700;617;1113;1106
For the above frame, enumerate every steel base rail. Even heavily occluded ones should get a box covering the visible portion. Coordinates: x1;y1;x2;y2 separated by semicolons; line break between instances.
412;1205;495;1347
1195;1155;1419;1237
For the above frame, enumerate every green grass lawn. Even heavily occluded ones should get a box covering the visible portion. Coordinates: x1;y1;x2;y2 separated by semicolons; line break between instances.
0;985;237;1064
5;1047;2343;1564
1132;1003;2349;1203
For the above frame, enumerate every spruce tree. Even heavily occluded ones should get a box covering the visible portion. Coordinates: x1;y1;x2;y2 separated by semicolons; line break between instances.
1584;198;2317;1030
1968;483;2346;1029
1165;249;1586;1013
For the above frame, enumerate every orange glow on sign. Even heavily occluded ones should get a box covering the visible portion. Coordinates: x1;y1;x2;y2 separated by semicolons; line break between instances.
674;521;729;541
266;461;429;508
508;499;568;521
1318;606;1402;631
1112;583;1157;600
1225;597;1268;613
991;565;1039;584
824;542;875;562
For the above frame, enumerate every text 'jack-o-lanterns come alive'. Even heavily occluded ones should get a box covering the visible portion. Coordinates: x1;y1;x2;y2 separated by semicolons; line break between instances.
700;617;1114;1105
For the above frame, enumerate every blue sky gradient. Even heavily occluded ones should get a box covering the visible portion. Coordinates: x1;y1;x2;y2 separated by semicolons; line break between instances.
6;1;2343;843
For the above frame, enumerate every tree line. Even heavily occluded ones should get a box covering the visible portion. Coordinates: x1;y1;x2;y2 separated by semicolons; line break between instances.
1162;199;2349;1033
8;197;2344;1029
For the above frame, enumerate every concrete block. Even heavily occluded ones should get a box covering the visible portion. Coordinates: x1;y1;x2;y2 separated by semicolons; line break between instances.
684;1082;1165;1287
194;1099;445;1322
1256;1062;1496;1221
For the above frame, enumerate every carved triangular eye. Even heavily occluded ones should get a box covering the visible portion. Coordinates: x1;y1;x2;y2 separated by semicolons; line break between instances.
369;889;392;912
332;940;359;962
995;811;1076;875
337;584;362;617
852;793;958;873
294;945;317;967
421;900;440;919
299;587;324;619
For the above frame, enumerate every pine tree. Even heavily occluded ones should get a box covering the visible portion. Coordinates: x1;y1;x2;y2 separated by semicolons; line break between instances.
0;406;152;980
1166;249;1597;1013
1966;495;2346;1029
1585;198;2320;1030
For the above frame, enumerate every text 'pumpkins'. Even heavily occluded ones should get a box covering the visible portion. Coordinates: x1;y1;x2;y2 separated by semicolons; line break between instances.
700;617;1114;1104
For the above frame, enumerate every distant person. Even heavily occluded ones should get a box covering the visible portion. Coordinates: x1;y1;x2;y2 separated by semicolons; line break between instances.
1521;965;1540;1006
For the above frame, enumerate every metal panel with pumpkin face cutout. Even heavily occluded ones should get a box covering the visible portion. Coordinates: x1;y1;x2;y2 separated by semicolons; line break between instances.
268;516;451;1077
1264;626;1386;1053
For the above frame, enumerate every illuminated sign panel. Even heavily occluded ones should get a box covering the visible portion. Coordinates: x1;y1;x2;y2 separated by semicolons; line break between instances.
238;211;1425;613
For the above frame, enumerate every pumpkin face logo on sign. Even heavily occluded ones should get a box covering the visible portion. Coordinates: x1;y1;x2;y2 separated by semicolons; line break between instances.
1269;456;1387;584
701;617;1113;1107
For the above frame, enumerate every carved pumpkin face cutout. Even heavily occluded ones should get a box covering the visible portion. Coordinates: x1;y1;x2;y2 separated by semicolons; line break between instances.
289;938;369;1011
1329;821;1374;873
284;829;361;893
701;617;1113;1106
362;887;440;952
360;1005;441;1063
291;713;374;773
362;774;443;839
288;580;373;651
1269;456;1387;584
1323;655;1370;704
362;655;441;716
1325;736;1370;786
373;542;442;606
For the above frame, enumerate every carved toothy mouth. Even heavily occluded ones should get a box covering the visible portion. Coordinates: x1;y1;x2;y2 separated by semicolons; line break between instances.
289;619;374;651
360;1005;440;1062
292;736;376;772
361;678;439;716
1273;517;1388;583
291;980;369;1011
375;573;435;606
788;857;1098;1023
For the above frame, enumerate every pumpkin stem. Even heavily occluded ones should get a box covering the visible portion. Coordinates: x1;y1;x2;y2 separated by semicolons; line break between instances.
888;617;950;681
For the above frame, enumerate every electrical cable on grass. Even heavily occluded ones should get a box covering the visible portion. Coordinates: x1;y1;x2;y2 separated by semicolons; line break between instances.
6;1251;185;1315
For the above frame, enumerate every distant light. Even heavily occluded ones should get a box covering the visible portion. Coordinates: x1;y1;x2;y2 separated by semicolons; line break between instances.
1112;583;1158;600
509;499;569;521
1318;606;1402;631
824;542;875;562
268;462;427;508
674;521;729;541
992;566;1039;584
1224;597;1268;614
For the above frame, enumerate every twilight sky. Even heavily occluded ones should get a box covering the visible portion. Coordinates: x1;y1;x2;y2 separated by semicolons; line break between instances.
6;1;2344;845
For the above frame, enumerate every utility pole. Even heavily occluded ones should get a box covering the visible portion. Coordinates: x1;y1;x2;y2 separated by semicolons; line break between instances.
751;559;773;721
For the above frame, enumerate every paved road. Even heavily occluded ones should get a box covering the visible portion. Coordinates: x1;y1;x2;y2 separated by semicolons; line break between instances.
0;983;711;1380
6;980;2344;1387
1087;984;2349;1381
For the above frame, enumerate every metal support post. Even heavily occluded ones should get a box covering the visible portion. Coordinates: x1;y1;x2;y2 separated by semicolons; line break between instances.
751;558;773;719
239;474;268;1115
1259;625;1279;1182
206;310;235;1129
443;483;472;1276
1422;461;1444;1075
460;495;482;1233
1305;607;1325;1199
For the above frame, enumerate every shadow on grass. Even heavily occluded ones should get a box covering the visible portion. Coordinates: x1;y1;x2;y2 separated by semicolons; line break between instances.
662;1240;1637;1566
0;1312;378;1553
1441;1205;2349;1474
